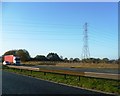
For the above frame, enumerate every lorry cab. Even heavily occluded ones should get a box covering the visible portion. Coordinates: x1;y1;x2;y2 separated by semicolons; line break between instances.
14;56;20;65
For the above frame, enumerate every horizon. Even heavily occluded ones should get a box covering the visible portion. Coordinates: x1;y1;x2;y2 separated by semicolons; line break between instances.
0;49;118;60
1;2;118;59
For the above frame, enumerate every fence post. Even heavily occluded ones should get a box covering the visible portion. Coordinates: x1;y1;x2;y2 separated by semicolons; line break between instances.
44;72;46;75
79;76;80;81
64;74;67;79
31;70;32;74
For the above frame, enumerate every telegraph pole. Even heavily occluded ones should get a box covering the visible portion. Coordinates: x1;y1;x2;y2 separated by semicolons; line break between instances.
81;22;90;59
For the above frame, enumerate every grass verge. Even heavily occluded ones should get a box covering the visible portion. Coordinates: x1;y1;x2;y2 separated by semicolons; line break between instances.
2;65;120;95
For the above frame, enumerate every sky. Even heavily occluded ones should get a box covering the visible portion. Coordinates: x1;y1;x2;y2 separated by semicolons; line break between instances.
1;2;118;59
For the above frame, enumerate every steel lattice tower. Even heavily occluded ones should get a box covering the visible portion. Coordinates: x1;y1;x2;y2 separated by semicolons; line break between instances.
81;22;90;59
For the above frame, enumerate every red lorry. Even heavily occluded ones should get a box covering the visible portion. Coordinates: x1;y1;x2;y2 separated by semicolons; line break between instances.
3;55;20;65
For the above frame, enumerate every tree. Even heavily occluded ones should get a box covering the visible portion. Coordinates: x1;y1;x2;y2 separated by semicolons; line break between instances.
16;49;31;61
4;50;17;56
102;58;109;63
1;55;4;62
81;58;89;63
73;58;80;62
69;58;74;62
118;58;120;64
64;57;68;62
3;49;31;62
34;55;48;61
91;58;101;63
109;59;116;64
60;56;63;60
47;53;61;61
0;56;2;62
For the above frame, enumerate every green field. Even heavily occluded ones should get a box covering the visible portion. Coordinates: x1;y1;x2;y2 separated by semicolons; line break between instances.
3;65;120;95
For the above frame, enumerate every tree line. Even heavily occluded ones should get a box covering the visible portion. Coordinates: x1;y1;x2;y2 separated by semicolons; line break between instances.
2;49;119;64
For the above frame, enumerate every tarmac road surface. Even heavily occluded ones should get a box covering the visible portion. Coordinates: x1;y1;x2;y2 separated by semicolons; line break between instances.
34;65;119;74
2;71;115;95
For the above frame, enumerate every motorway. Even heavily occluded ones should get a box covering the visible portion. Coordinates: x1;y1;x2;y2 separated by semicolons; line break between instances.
2;71;115;95
33;65;119;74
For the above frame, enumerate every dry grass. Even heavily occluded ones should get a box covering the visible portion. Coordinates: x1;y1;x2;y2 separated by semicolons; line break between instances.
22;61;119;69
22;61;56;66
56;63;119;69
